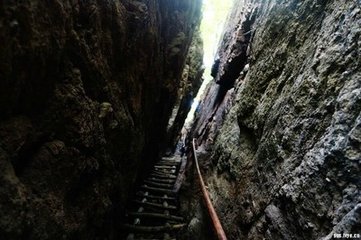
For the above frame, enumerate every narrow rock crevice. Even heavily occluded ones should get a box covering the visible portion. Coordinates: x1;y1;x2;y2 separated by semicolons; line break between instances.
0;1;202;239
1;0;360;240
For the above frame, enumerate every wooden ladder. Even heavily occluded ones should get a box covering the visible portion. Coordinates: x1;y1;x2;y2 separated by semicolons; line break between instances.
122;156;186;240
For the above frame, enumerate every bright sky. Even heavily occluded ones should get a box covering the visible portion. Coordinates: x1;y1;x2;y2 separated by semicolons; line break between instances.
184;0;234;128
201;0;233;69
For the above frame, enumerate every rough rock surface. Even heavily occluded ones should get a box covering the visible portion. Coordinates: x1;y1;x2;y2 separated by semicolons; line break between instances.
190;0;361;239
167;28;204;151
0;0;201;239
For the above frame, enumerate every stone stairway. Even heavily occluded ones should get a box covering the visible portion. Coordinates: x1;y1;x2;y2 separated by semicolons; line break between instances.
122;156;186;240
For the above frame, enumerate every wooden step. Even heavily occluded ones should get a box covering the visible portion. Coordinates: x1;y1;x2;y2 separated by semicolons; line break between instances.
152;170;176;175
144;180;173;189
123;223;186;233
157;161;178;166
147;177;175;184
141;185;175;195
159;159;178;163
161;157;177;161
153;168;176;172
128;212;183;222
149;173;177;179
161;160;181;164
154;165;176;169
136;192;176;201
134;200;177;210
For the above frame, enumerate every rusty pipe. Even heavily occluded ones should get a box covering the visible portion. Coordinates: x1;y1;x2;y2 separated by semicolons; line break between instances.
192;138;227;240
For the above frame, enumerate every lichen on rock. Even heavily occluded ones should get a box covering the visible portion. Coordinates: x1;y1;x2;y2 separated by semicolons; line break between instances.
0;0;202;238
188;0;361;239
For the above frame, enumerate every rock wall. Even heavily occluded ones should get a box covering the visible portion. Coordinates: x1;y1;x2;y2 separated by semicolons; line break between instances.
0;0;201;239
167;28;204;151
191;0;360;239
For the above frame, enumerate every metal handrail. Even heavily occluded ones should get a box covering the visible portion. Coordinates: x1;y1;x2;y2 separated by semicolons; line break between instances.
192;138;228;240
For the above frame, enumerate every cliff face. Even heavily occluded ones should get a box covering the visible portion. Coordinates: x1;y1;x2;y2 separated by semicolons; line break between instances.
0;0;201;239
192;0;360;239
167;28;204;151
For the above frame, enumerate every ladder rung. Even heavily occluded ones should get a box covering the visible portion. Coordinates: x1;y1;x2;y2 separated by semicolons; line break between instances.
152;170;176;175
141;185;175;195
153;168;176;172
147;177;175;184
149;173;177;179
157;161;178;165
161;157;177;161
136;192;176;201
122;223;186;233
144;180;173;189
128;212;183;221
154;165;176;169
134;200;177;210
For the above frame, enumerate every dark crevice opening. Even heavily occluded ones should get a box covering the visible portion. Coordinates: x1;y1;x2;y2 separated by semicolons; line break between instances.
211;9;258;109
